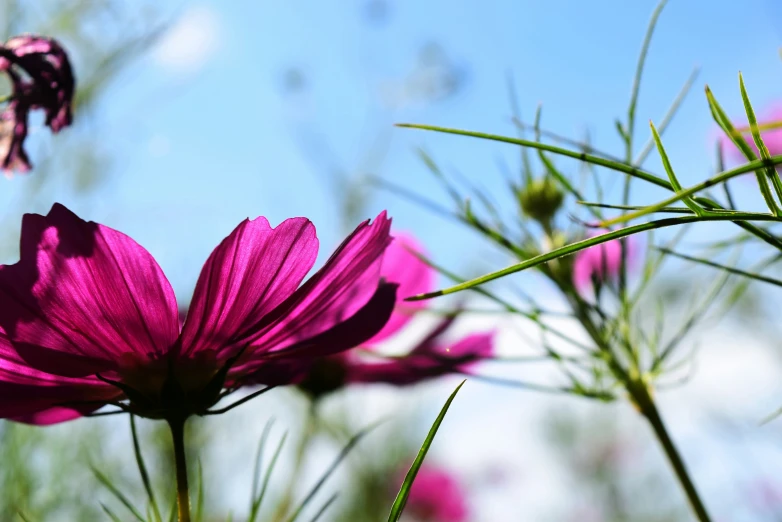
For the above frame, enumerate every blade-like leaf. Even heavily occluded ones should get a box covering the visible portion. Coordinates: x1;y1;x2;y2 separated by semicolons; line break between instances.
100;504;125;522
649;121;702;215
635;67;700;165
130;415;162;522
738;73;782;204
286;422;383;522
249;430;288;522
387;380;466;522
91;465;146;522
706;84;781;215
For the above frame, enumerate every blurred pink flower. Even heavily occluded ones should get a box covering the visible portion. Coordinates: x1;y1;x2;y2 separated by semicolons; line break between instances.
0;203;396;424
572;233;635;292
0;35;74;175
718;103;782;165
403;463;469;522
249;232;494;396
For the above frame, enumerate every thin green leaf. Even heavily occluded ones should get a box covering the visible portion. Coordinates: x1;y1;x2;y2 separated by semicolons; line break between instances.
658;248;782;288
739;73;782;204
705;85;781;215
398;122;782;250
286;421;383;522
248;419;277;522
649;120;703;214
387;380;466;522
130;415;162;522
396;123;672;189
579;201;695;214
635;66;700;165
599;157;782;227
100;504;124;522
307;493;339;522
249;431;288;522
407;212;782;301
194;459;204;522
91;465;145;522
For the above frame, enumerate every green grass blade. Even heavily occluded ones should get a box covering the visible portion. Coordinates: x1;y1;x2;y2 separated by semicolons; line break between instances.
100;504;124;522
130;415;162;522
307;493;339;522
248;419;275;521
387;381;466;522
91;465;146;522
194;459;204;522
249;431;288;522
286;422;383;522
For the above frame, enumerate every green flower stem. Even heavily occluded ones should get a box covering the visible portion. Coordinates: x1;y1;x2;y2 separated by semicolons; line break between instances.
629;381;712;522
168;417;191;522
564;287;712;522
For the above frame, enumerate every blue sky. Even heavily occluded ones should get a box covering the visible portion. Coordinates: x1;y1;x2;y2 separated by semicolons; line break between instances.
4;0;778;304
0;0;776;308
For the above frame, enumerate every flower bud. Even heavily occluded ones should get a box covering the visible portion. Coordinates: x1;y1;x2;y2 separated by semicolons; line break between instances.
516;178;564;223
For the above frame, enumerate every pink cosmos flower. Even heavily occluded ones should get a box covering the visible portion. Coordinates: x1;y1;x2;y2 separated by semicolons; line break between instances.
0;35;75;174
0;203;397;424
572;233;635;292
402;463;469;522
249;233;494;397
718;103;782;165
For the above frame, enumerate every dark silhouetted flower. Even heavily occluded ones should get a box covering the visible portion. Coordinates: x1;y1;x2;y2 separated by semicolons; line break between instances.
0;35;75;175
0;204;396;424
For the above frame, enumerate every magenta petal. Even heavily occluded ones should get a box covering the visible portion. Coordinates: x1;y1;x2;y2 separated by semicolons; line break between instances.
12;406;92;425
0;328;118;423
572;233;635;292
405;464;469;522
267;282;397;359
247;211;392;355
0;204;179;377
346;327;494;386
367;232;434;344
240;282;397;382
180;216;318;358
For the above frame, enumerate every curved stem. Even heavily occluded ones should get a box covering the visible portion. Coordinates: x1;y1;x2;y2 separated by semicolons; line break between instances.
168;417;191;522
632;384;712;522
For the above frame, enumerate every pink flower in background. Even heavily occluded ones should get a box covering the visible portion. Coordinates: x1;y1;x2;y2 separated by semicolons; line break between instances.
0;203;396;424
249;232;494;396
402;463;469;522
718;103;782;165
0;35;75;175
572;233;635;292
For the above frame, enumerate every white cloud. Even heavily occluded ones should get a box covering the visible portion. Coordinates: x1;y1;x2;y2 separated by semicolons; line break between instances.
153;5;220;75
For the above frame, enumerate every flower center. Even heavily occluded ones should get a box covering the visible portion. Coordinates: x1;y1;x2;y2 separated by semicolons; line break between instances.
115;350;222;419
